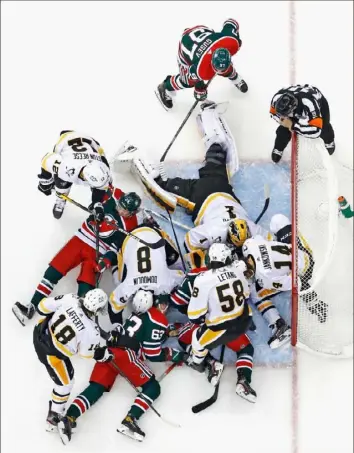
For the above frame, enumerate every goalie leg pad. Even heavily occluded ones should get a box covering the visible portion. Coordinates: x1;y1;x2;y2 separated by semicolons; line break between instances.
132;158;177;212
196;104;239;177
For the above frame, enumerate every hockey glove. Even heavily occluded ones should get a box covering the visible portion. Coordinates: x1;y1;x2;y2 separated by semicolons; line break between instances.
280;117;293;130
107;324;125;347
38;177;54;196
165;348;185;364
93;258;111;274
142;214;160;230
92;202;105;223
94;346;114;363
194;81;208;101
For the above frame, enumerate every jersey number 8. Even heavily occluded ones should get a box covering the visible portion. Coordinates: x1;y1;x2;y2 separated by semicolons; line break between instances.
216;280;245;313
51;314;76;345
137;246;152;273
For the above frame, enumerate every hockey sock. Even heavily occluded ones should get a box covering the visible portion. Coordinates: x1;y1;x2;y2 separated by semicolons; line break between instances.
31;266;63;307
77;282;95;297
66;383;106;420
164;75;190;91
236;344;254;383
128;378;160;420
255;299;280;326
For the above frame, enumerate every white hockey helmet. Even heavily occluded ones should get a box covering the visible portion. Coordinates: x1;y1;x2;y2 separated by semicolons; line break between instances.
132;290;154;314
82;161;111;189
270;214;291;244
206;243;232;269
83;288;108;315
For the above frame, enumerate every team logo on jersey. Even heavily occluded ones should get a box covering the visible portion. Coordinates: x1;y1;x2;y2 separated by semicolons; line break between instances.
88;214;119;238
66;167;75;177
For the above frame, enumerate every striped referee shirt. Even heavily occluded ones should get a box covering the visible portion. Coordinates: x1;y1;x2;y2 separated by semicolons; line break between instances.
270;84;324;138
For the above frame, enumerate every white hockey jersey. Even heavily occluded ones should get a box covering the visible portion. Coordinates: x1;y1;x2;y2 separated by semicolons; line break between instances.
110;227;184;314
185;192;270;251
37;293;100;359
41;131;110;186
188;261;251;328
242;236;307;292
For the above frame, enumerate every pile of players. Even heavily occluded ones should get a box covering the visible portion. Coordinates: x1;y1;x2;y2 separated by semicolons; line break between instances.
12;18;333;446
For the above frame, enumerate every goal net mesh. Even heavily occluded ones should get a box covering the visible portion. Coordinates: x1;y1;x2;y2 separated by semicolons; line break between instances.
292;135;353;356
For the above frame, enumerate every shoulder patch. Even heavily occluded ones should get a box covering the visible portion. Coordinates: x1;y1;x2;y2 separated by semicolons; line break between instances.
147;307;168;328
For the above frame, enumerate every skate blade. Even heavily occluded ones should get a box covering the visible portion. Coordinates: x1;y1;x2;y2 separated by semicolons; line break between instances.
236;387;257;404
45;422;58;433
269;332;291;350
117;426;144;442
12;306;26;326
154;89;170;112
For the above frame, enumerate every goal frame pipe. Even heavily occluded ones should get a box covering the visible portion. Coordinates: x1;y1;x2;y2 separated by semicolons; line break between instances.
291;132;299;346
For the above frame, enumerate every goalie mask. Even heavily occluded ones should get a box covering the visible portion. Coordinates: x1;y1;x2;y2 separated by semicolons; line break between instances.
228;219;251;247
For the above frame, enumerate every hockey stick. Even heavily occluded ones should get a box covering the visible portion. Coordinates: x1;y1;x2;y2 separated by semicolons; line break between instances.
109;361;181;428
144;209;190;232
159;78;214;169
59;194;165;250
254;184;270;225
191;345;225;414
165;208;187;272
156;362;179;382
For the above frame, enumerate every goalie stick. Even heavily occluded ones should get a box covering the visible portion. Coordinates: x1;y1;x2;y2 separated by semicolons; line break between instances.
59;194;165;250
191;345;225;413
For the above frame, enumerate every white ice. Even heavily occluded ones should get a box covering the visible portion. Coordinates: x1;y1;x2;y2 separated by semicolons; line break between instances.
1;2;353;453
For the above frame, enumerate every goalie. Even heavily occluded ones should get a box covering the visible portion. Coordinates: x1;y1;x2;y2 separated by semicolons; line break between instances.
133;100;270;257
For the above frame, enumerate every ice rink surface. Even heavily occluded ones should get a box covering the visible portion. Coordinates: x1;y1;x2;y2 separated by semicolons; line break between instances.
1;2;353;453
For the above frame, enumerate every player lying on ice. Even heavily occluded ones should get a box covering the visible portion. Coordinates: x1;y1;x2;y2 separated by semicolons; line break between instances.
156;19;248;110
12;188;141;326
133;100;271;255
37;130;112;219
57;290;188;444
32;289;109;434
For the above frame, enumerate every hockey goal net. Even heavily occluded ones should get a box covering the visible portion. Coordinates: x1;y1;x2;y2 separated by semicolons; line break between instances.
291;134;353;356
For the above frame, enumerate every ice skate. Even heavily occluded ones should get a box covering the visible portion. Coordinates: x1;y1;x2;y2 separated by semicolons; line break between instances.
235;371;257;403
58;416;77;445
271;148;284;163
117;415;145;442
53;196;66;219
45;402;62;433
325;141;335;155
155;83;174;110
12;301;35;326
233;75;248;93
268;318;291;349
205;357;224;387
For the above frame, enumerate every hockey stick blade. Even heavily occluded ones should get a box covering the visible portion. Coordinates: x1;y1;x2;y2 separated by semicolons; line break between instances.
255;184;270;225
191;345;225;414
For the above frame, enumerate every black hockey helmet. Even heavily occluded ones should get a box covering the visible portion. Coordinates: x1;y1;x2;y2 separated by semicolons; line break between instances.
274;93;298;117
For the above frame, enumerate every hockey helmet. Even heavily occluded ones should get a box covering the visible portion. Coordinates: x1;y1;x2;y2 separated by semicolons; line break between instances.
132;290;154;314
206;243;232;269
270;214;292;244
153;293;170;314
228;219;251;247
274;93;298;117
211;48;232;73
82;161;111;189
117;192;142;217
82;288;108;317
